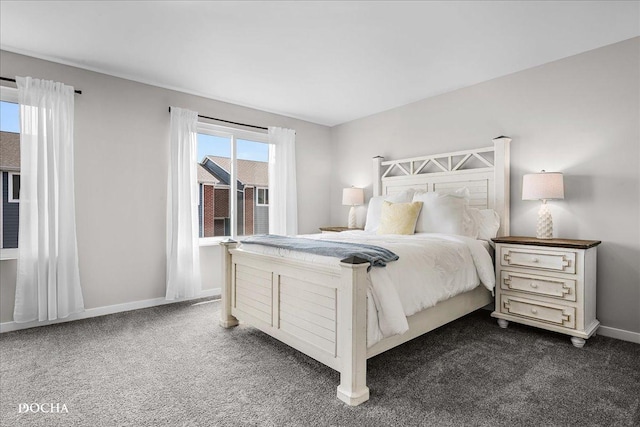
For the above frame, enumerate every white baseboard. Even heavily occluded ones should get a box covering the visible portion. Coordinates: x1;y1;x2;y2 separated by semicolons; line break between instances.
597;325;640;344
0;288;220;333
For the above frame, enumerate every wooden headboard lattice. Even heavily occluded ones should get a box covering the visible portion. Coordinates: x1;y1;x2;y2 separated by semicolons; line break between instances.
372;137;511;236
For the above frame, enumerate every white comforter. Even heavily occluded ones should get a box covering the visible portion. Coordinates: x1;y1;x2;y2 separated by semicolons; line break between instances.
238;231;495;346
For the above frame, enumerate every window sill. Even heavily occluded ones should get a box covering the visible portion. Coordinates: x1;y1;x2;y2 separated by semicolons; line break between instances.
199;237;229;247
0;248;19;260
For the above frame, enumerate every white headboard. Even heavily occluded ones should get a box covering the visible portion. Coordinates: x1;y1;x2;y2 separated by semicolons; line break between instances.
372;137;511;237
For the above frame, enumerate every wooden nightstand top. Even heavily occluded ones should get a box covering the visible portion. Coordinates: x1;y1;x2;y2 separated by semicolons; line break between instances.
319;226;363;233
492;236;601;249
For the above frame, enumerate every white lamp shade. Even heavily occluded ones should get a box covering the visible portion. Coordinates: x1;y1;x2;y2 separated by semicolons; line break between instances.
342;187;364;206
522;172;564;200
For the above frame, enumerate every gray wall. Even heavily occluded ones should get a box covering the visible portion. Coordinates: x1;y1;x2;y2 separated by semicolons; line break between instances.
330;37;640;334
2;38;638;336
0;50;332;323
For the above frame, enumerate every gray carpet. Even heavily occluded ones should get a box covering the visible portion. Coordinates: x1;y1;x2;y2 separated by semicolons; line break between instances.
1;298;638;427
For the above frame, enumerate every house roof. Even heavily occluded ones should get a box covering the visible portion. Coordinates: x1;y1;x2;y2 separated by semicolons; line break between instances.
205;156;268;187
197;163;220;185
0;131;20;171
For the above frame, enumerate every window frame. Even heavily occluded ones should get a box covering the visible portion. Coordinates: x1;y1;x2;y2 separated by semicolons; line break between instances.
8;172;20;203
256;187;269;206
196;122;269;245
0;86;20;259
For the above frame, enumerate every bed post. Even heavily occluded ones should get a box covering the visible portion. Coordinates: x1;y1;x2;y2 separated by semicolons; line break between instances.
372;156;384;197
336;257;370;406
492;136;511;237
219;239;239;328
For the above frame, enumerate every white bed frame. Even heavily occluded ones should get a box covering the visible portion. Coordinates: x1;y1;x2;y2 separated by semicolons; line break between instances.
220;137;511;406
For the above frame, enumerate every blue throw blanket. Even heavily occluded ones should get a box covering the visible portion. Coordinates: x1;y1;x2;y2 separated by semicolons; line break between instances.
240;235;399;268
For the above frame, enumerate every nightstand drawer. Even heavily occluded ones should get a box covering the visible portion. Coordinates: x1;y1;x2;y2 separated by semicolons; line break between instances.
500;247;576;274
500;271;576;301
500;295;575;329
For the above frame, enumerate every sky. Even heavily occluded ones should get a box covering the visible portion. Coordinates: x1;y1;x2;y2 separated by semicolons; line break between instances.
0;101;19;133
1;101;268;162
197;133;268;163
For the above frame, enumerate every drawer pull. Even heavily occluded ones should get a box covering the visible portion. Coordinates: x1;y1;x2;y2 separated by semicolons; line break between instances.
530;282;538;289
531;308;538;314
531;258;539;263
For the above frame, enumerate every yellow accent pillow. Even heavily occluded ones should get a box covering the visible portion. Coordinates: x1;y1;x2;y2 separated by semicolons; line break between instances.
377;201;423;235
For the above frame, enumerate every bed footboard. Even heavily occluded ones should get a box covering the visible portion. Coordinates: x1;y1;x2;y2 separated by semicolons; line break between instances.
219;240;370;406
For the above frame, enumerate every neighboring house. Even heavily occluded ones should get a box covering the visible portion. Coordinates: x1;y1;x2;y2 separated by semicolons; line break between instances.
198;156;269;237
0;131;20;249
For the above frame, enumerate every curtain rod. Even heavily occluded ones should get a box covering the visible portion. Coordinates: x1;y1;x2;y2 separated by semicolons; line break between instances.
168;107;267;131
0;77;82;94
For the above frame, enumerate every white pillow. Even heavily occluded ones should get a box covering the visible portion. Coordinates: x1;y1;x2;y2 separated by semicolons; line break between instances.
412;188;470;236
468;208;501;241
364;189;415;232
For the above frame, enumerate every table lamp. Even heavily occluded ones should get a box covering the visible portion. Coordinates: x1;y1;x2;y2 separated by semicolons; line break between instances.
342;187;364;229
522;171;564;239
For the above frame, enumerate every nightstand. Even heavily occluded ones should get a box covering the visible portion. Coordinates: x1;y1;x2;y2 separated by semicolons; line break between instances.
491;236;601;348
319;226;362;234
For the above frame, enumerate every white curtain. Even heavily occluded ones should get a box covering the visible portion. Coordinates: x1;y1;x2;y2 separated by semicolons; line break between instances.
14;76;84;322
166;107;201;300
268;127;298;235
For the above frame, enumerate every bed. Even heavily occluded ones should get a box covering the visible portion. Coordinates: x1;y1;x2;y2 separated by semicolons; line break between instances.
219;137;511;405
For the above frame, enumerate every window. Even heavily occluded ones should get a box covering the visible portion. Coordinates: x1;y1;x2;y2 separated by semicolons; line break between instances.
8;173;20;202
1;87;20;253
196;122;269;240
256;187;269;206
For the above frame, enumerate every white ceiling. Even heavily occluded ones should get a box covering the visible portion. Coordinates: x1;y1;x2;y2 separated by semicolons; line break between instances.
1;1;638;126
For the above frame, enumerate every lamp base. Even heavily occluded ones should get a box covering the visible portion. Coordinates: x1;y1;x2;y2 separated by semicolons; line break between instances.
348;206;357;229
536;202;553;239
